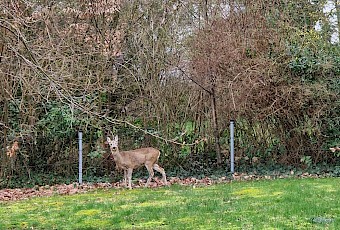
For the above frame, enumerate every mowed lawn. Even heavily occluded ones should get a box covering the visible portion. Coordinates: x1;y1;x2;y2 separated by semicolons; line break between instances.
0;178;339;229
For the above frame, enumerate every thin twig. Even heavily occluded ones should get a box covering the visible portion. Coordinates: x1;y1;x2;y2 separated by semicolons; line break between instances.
3;20;206;147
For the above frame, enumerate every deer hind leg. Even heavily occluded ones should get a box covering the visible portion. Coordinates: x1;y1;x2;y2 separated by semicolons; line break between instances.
153;164;167;185
127;168;133;189
145;164;155;187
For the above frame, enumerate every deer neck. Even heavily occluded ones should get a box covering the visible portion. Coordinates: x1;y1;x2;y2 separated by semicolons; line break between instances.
111;147;124;163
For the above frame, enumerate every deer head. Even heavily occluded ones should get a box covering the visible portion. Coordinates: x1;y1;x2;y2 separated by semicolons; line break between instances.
107;135;119;151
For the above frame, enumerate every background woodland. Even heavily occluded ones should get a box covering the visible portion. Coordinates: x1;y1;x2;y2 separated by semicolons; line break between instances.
0;0;339;187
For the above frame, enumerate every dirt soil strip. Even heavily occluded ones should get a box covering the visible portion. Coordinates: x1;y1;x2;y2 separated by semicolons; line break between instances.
0;173;328;201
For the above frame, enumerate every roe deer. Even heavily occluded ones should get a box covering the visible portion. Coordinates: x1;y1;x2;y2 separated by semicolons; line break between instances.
107;135;167;189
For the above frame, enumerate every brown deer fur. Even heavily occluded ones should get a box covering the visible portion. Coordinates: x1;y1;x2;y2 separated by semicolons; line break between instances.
107;135;167;189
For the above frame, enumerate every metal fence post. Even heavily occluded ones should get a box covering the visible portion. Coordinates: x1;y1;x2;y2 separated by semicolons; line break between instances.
230;120;235;174
78;130;83;184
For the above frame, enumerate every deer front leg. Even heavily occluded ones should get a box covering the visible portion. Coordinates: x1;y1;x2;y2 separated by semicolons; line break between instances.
145;164;154;187
127;168;133;189
123;169;128;187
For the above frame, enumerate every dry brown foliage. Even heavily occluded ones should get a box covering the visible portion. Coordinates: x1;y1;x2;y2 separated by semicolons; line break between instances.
0;0;338;181
0;0;123;179
190;2;280;119
6;141;19;158
187;1;338;165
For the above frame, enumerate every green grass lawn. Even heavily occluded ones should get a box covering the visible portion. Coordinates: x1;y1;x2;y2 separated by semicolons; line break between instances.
0;177;339;229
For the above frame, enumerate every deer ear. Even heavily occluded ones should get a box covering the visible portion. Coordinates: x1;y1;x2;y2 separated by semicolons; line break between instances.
114;135;119;142
107;137;111;142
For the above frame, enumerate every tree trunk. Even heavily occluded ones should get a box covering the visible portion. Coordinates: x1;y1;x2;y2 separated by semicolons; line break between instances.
210;87;222;165
0;29;8;177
